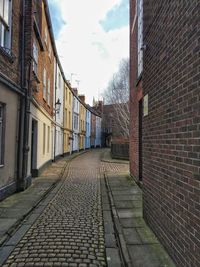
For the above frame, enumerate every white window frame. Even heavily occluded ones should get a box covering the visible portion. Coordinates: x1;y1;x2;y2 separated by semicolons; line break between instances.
43;123;46;155
47;78;50;106
137;0;143;77
33;40;38;75
0;103;5;166
0;0;12;51
44;26;47;46
48;42;51;59
47;126;50;153
43;68;47;100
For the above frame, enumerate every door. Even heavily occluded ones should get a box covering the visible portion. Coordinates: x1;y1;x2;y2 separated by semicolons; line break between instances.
31;119;38;175
139;99;143;181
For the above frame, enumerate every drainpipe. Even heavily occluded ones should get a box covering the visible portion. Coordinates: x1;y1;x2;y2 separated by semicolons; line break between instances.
18;0;30;191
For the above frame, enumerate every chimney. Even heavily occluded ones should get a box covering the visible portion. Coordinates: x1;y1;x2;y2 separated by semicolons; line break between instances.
97;101;103;113
79;95;85;103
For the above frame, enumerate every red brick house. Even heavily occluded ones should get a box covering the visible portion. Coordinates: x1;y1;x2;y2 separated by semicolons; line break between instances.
0;0;28;199
130;1;200;266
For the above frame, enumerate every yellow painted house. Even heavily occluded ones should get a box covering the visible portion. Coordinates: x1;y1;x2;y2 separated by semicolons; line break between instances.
63;83;73;155
79;96;86;150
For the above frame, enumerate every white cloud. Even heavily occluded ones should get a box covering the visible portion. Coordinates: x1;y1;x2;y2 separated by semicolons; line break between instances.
50;0;129;105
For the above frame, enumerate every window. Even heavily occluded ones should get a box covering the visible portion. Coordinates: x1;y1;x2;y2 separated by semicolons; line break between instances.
69;111;71;128
0;0;12;51
137;0;143;77
33;40;38;75
44;26;47;45
58;73;61;90
43;68;46;100
47;78;50;106
65;88;67;103
47;126;50;153
0;103;5;166
69;92;71;105
48;43;51;59
43;123;46;155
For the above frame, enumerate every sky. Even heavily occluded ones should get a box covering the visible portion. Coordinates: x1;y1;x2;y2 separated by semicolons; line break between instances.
48;0;129;105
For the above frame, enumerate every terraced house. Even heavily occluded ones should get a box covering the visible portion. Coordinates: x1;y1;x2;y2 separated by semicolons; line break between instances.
0;0;25;199
63;82;73;155
130;0;200;266
27;0;55;177
79;95;86;151
0;0;102;201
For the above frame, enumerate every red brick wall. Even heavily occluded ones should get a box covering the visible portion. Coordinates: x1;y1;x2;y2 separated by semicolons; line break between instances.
130;1;200;266
129;0;143;179
32;1;54;117
0;0;21;85
24;0;54;117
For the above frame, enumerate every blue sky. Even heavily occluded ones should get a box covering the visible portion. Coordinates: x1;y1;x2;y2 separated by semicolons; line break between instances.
100;0;129;32
48;1;64;38
48;0;129;104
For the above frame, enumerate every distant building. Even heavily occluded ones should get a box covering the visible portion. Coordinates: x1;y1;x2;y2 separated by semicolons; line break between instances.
72;92;79;152
95;116;102;148
130;1;200;266
85;107;91;149
79;95;86;151
90;112;96;148
63;83;73;155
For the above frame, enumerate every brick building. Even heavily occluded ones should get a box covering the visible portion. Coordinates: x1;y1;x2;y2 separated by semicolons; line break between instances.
0;0;26;199
25;0;56;177
130;1;200;266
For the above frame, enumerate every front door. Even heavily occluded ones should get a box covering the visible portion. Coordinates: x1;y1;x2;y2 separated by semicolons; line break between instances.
31;119;38;175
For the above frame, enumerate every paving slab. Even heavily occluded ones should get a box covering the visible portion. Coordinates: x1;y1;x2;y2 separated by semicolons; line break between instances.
128;244;176;267
123;228;142;245
101;157;176;267
106;248;122;267
119;217;146;228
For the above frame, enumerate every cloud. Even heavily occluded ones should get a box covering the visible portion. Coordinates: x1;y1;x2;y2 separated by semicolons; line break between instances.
100;0;129;32
48;0;129;105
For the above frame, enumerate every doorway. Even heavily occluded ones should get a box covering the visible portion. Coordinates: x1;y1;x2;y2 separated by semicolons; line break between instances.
31;119;38;176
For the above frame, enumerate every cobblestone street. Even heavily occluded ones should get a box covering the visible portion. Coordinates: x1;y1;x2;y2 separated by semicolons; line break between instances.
0;150;175;267
2;151;107;267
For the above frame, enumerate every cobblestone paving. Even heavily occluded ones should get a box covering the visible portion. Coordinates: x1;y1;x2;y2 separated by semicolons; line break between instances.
3;151;106;267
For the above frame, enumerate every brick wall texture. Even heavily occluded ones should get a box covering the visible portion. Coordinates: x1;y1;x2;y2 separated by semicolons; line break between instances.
0;0;21;85
130;1;200;266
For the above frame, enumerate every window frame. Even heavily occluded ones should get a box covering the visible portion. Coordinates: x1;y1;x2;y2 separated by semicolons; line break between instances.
47;78;50;106
0;0;12;51
33;39;38;76
43;68;47;101
43;123;46;155
137;0;143;78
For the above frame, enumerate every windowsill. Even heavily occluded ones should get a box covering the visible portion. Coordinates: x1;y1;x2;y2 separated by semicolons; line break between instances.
0;46;14;63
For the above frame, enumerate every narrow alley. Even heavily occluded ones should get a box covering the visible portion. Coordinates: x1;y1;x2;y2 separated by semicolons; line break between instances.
0;150;175;267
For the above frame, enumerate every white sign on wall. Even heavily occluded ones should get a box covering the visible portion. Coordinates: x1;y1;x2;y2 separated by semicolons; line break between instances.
143;94;148;116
